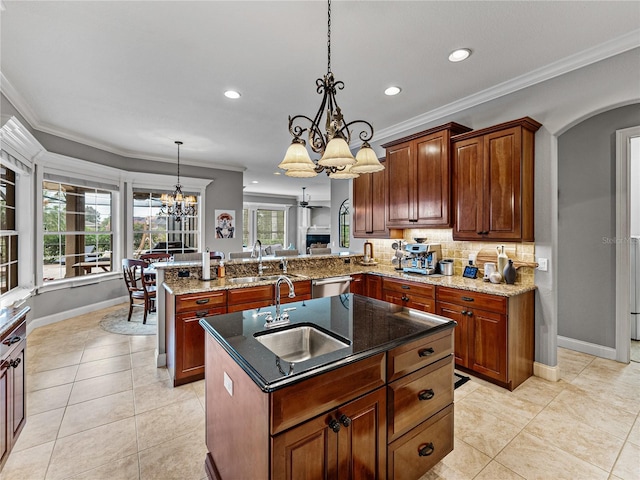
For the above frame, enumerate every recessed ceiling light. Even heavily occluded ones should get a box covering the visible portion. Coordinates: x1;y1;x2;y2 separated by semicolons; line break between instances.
251;180;259;184
384;86;402;96
224;90;241;99
273;172;281;175
448;48;472;62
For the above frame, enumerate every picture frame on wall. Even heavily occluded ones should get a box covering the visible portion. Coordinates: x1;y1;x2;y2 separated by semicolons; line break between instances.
215;210;235;239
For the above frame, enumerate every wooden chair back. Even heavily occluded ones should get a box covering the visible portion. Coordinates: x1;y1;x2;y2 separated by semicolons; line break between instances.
139;252;171;264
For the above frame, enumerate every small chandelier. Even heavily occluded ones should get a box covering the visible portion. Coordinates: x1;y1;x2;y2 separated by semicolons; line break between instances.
278;0;384;179
159;141;197;222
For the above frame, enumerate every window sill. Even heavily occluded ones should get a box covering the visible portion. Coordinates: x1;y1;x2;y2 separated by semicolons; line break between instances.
38;272;122;294
0;287;36;309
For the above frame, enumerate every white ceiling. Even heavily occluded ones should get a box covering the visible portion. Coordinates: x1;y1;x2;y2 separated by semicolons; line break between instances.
1;1;639;202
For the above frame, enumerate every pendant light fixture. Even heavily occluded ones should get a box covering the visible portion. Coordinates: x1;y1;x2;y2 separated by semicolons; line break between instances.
159;141;197;222
278;0;384;179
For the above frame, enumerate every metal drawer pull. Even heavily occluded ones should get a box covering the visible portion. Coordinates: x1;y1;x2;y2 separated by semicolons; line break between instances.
401;285;410;290
418;389;434;401
195;298;210;304
418;347;435;357
2;335;22;346
418;442;435;457
461;296;474;302
195;311;209;318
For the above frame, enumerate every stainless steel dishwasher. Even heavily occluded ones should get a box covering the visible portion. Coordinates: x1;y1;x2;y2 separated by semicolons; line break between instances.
311;276;353;298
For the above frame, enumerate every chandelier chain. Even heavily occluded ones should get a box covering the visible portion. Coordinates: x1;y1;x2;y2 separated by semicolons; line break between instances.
327;0;331;74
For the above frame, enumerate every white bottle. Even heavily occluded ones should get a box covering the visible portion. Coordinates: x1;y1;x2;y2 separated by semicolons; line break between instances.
497;245;508;281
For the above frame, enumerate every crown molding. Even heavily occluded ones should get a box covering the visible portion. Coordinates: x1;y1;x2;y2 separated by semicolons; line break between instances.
0;116;45;166
373;29;640;144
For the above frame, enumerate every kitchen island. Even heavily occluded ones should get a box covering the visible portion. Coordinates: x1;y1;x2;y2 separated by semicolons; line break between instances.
200;293;456;480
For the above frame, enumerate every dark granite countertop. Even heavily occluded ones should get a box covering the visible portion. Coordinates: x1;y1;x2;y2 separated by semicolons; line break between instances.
199;294;455;392
0;305;30;340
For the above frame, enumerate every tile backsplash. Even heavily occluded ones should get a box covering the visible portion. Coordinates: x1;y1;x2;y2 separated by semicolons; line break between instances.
366;229;536;286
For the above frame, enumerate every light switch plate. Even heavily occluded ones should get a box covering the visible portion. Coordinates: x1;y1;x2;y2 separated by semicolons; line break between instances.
538;258;548;271
223;371;233;396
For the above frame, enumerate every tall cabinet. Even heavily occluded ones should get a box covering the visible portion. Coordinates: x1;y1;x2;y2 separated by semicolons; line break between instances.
382;123;471;228
452;117;541;241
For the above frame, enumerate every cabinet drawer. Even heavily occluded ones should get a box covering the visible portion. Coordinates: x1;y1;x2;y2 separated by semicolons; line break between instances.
271;352;386;435
176;291;227;313
387;329;453;382
382;278;434;299
387;355;453;442
383;291;435;314
228;285;273;306
437;286;506;313
177;306;227;320
387;404;453;480
280;280;311;304
1;320;26;358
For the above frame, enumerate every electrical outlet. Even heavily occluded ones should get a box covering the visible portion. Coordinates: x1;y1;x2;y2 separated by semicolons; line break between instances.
538;258;548;271
223;371;233;396
468;253;477;265
178;270;190;278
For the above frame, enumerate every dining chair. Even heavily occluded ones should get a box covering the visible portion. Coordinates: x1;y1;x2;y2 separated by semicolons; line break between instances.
122;258;157;324
139;252;171;264
210;251;224;260
228;251;253;259
274;249;299;256
309;247;332;255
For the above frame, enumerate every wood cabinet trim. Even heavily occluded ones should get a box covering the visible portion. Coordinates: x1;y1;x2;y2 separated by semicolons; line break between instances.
450;116;541;142
381;122;472;148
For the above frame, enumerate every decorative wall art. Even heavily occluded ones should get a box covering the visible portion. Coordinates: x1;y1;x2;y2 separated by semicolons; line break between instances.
215;210;235;239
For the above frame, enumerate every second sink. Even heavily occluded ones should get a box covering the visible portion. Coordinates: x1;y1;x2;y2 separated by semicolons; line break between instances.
228;274;305;284
254;323;350;362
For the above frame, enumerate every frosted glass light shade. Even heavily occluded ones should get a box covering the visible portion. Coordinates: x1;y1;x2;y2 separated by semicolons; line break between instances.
318;137;356;167
329;164;359;179
278;141;316;171
285;168;318;178
351;146;385;173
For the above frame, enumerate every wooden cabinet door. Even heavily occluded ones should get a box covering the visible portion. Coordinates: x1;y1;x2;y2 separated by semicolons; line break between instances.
0;361;9;468
350;274;365;296
469;309;508;382
9;344;25;442
452;136;484;240
337;388;386;480
353;171;372;238
415;132;451;226
272;413;338;480
365;275;383;301
386;141;414;226
484;127;522;240
437;302;469;368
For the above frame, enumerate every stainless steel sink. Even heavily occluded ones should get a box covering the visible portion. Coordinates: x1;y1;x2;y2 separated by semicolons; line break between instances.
254;323;350;362
228;274;305;284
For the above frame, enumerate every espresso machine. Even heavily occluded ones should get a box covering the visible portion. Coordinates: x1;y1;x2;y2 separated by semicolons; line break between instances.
402;243;442;275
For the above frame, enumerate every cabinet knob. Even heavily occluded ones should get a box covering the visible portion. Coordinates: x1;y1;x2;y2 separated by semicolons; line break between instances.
9;358;21;369
418;443;435;457
461;310;467;315
401;295;409;302
418;389;435;401
328;418;341;433
339;414;352;427
418;347;435;357
467;311;473;316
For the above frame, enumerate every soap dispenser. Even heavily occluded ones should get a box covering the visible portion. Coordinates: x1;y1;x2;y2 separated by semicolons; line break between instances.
497;245;508;281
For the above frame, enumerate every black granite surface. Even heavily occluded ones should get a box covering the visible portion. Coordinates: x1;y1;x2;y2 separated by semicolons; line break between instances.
200;294;455;392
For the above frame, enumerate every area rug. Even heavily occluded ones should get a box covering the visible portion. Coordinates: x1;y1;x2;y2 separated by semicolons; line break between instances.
454;372;470;389
99;307;157;335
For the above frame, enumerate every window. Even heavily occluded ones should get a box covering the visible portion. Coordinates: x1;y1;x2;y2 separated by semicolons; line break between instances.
339;199;350;248
0;165;18;294
132;190;199;257
242;208;249;247
256;209;285;246
42;181;114;281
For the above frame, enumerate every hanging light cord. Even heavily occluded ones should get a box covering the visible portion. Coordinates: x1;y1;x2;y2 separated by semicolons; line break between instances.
327;0;331;75
175;140;183;185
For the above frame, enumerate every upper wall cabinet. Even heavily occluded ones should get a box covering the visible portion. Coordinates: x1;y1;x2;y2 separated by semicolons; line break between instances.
382;123;471;228
353;162;402;239
452;117;541;242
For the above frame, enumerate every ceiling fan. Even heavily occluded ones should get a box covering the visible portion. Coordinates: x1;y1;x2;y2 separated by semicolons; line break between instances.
299;187;321;209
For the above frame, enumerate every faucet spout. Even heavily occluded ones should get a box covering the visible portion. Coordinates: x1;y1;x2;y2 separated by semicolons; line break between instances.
274;275;295;321
252;240;263;274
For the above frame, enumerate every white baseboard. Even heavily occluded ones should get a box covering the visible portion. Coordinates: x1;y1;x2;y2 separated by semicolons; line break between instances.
534;361;559;382
156;351;166;368
557;335;617;361
27;296;129;335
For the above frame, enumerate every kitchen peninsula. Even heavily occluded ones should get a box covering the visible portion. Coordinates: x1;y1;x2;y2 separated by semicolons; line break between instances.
199;294;456;480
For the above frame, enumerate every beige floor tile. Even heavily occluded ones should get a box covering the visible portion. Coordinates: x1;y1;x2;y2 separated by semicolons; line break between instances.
58;390;135;438
571;373;640;415
627;417;640;446
27;364;78;392
454;403;523;457
453;376;481;402
474;461;525;480
75;354;131;381
131;363;170;388
456;385;542;429
611;441;640;480
129;334;157;353
81;340;131;363
27;383;73;415
45;417;137;480
510;375;568;407
68;369;133;405
27;349;83;374
0;441;54;480
130;348;156;369
558;347;594;382
546;387;636;440
65;453;140;480
12;407;64;452
429;438;491;479
524;408;625;471
190;379;206;407
138;430;207;480
133;378;198;414
496;431;609;480
136;397;204;450
84;332;131;349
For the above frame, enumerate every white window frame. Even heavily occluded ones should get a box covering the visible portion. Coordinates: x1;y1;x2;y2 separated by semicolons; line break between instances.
243;202;289;249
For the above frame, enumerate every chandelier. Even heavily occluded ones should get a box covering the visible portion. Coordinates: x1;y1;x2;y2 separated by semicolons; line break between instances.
159;141;196;222
278;0;384;179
